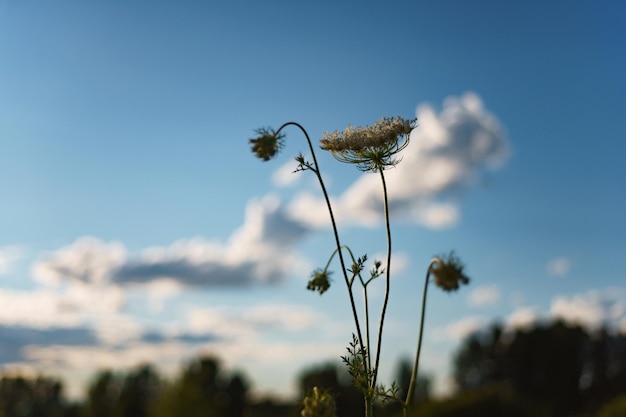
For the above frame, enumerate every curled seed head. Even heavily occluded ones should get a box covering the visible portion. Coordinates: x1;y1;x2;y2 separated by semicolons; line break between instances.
431;252;470;292
250;127;285;161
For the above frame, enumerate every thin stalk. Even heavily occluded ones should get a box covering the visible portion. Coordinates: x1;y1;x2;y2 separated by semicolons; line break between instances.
372;168;392;388
362;284;372;373
404;259;438;409
275;122;367;366
329;244;373;417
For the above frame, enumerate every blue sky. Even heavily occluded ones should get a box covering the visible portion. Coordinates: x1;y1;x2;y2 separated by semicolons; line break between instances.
1;0;625;400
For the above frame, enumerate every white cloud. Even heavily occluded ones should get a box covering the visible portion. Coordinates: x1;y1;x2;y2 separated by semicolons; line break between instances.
92;314;144;346
32;237;126;286
414;202;460;229
0;282;134;349
433;316;488;341
0;245;23;275
467;285;501;307
185;303;322;340
502;288;626;333
0;287;120;329
505;306;543;331
142;279;183;313
31;196;311;288
287;92;509;230
546;257;571;277
288;192;338;229
272;160;302;187
23;342;188;371
240;304;320;331
550;289;625;330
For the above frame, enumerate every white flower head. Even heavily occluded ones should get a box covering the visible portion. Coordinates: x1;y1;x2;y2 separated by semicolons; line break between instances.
320;116;415;172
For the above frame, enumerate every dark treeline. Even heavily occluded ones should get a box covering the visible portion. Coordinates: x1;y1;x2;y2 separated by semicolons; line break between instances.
1;320;626;417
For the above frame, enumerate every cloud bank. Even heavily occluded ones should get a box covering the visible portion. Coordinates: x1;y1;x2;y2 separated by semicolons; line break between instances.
32;196;310;288
438;288;626;343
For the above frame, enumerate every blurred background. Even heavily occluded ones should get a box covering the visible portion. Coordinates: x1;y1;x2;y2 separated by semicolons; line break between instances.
0;0;625;415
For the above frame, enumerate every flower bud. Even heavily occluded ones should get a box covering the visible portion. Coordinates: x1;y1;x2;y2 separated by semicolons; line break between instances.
307;269;332;295
302;387;337;417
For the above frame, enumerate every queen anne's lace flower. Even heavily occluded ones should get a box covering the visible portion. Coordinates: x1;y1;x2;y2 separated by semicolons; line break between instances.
320;116;415;172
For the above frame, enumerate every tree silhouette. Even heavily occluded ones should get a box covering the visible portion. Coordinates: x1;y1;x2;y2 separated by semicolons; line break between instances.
453;324;504;391
85;370;121;417
453;320;626;417
505;321;587;416
84;365;161;417
0;375;65;417
154;356;249;417
116;365;161;417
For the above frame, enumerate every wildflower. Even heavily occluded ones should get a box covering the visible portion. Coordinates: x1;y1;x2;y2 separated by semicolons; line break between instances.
249;127;285;161
320;116;414;172
302;387;337;417
307;269;332;295
431;252;470;292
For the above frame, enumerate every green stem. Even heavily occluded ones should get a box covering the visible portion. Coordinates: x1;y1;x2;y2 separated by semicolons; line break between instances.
371;168;392;389
405;259;438;408
275;122;367;365
363;284;372;373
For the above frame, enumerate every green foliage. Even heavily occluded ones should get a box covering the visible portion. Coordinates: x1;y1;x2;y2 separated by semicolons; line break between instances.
2;345;626;417
453;321;626;417
249;397;298;417
407;385;547;417
84;364;161;417
0;375;66;417
85;370;121;417
341;334;372;398
302;387;337;417
596;394;626;417
298;363;364;417
453;324;503;391
154;356;249;417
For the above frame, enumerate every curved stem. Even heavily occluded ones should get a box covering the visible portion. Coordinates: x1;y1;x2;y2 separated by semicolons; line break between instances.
405;258;439;407
372;168;391;388
275;122;367;365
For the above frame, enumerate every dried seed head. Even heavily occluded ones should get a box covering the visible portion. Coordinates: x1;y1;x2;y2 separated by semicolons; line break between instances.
250;127;285;161
431;252;470;292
